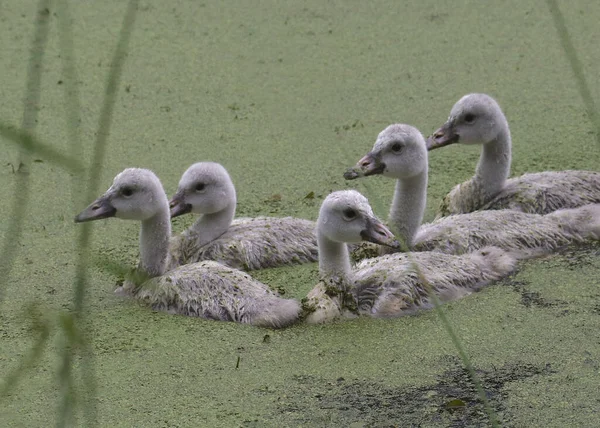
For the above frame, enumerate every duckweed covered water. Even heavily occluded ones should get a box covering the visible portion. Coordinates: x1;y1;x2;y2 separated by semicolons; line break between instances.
1;1;599;426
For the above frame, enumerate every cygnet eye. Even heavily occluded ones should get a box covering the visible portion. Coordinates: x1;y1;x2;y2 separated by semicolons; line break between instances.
391;142;403;153
464;113;476;123
121;187;134;197
343;208;357;220
195;183;206;192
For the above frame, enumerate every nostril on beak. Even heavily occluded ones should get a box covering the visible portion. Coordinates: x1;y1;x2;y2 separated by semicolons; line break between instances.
92;204;100;211
360;159;371;168
374;224;391;238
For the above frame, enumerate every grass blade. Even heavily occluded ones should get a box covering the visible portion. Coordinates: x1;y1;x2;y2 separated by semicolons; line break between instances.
0;123;85;174
427;291;499;426
546;0;600;146
0;0;52;305
84;0;140;202
17;0;52;172
72;0;141;315
54;0;96;425
340;137;498;424
55;0;84;207
0;303;52;399
57;1;140;426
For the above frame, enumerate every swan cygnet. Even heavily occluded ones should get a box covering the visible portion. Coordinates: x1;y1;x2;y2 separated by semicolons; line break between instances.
74;168;300;328
426;93;600;218
167;162;318;271
344;124;600;259
303;190;517;324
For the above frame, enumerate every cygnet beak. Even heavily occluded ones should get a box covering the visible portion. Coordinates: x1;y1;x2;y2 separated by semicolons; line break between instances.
169;192;192;218
360;217;400;249
343;152;385;180
426;122;459;151
74;195;116;223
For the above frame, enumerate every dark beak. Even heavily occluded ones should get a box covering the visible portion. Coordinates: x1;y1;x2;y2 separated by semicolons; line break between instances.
169;192;192;218
343;152;385;180
426;122;459;151
360;218;400;249
74;196;116;223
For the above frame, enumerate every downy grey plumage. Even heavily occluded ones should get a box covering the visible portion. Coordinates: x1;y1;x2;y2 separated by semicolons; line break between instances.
75;168;300;328
426;93;600;218
344;124;600;260
168;162;317;271
303;190;516;324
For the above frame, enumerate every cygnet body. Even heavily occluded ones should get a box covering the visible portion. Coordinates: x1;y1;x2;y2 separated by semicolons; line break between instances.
303;190;516;324
75;168;300;328
344;124;600;259
426;93;600;218
168;162;317;271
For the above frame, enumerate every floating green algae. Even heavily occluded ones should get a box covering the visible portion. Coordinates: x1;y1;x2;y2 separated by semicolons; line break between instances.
1;1;600;426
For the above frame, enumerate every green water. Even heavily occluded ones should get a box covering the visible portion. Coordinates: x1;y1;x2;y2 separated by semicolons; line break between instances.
1;1;599;426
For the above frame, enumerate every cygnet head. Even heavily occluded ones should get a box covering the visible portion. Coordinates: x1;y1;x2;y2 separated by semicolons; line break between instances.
343;124;427;181
318;190;399;248
427;93;506;150
169;162;236;218
74;168;167;222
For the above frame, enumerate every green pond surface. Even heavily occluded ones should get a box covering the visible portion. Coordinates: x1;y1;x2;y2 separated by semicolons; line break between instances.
1;0;600;426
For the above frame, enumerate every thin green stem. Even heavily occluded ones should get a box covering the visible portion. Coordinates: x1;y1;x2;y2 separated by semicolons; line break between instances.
73;0;140;317
17;0;52;172
0;0;52;305
428;291;499;427
84;0;140;205
341;135;497;424
55;0;84;208
54;0;99;425
61;1;140;426
0;124;84;174
546;0;600;146
55;337;75;428
72;0;139;332
0;303;51;400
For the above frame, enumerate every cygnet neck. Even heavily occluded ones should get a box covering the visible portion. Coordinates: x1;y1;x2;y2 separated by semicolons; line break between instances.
389;168;428;249
189;199;236;246
473;124;512;198
139;205;172;278
317;230;352;287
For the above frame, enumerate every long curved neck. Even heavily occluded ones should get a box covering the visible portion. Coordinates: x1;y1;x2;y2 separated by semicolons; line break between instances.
139;207;171;278
317;230;351;288
189;200;236;246
389;168;428;249
474;123;511;197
